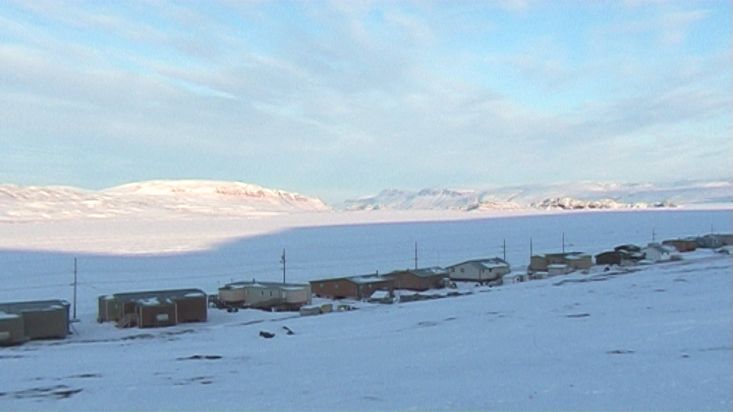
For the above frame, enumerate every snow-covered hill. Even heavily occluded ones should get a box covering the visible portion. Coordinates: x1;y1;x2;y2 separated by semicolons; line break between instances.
344;180;733;211
0;180;329;222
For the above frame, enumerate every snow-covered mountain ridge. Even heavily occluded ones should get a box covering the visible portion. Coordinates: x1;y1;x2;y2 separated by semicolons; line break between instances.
344;180;732;211
0;180;329;222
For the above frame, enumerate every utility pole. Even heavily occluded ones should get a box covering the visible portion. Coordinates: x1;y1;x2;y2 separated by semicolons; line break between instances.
562;232;566;254
529;237;533;258
502;238;507;261
72;257;78;321
414;242;418;270
652;228;656;243
280;249;286;284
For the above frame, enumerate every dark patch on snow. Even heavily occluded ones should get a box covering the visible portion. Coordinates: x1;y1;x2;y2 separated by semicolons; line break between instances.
0;385;82;400
698;346;732;352
177;355;223;361
259;331;275;338
607;349;635;355
174;376;214;386
282;326;294;335
654;289;666;292
121;333;155;341
0;354;24;359
416;321;439;327
565;313;591;318
66;373;101;379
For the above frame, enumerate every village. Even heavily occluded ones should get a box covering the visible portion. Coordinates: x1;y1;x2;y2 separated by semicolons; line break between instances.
1;232;731;346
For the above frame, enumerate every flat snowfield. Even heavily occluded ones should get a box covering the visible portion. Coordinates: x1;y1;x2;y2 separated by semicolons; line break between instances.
0;209;731;411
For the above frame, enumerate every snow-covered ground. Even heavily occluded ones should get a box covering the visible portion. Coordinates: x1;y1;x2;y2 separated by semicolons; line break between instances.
0;209;731;411
0;251;730;411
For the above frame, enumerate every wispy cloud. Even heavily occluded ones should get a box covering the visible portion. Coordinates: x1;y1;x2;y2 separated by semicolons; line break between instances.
0;1;729;200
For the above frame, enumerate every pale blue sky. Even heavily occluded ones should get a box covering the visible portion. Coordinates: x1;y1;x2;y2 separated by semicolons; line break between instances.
0;0;730;202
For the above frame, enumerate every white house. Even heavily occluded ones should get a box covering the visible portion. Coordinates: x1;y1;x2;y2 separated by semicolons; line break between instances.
446;258;510;284
641;243;676;262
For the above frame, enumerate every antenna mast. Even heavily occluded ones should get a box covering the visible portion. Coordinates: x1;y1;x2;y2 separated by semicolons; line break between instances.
414;242;418;270
72;258;78;321
280;249;286;284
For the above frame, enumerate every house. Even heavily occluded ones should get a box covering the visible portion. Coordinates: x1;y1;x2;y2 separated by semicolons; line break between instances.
662;239;698;252
695;234;733;249
217;280;311;311
529;252;593;273
384;267;448;291
0;300;70;346
595;250;642;266
310;274;395;300
446;258;510;284
641;243;676;262
98;289;207;328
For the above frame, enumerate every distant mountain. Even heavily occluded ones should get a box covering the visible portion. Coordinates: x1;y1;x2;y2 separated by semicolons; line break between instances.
343;180;733;211
0;180;329;222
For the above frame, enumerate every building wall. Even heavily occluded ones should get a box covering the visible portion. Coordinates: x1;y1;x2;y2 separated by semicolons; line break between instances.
529;256;548;272
21;308;69;339
449;263;508;282
174;296;207;323
566;256;593;270
354;280;394;300
0;315;26;346
662;240;697;252
283;287;311;306
138;304;177;328
596;252;621;265
311;279;359;299
390;272;444;291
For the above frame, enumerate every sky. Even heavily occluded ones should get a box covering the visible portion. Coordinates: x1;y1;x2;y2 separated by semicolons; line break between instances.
0;0;730;203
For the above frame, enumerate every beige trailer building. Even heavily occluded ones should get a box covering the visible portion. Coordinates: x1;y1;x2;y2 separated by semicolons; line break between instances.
0;300;70;345
217;281;311;310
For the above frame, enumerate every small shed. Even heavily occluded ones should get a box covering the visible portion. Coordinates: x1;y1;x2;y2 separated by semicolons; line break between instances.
385;267;448;291
0;300;70;345
447;258;510;284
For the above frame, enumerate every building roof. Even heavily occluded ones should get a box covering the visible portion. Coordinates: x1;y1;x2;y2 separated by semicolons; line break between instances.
222;280;309;290
388;267;448;278
614;244;641;252
310;273;393;285
447;258;509;270
101;289;206;303
0;299;70;314
347;275;393;285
